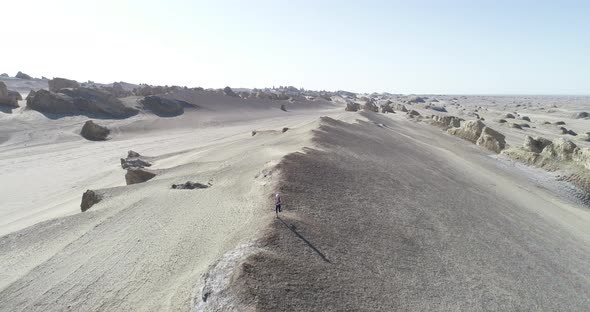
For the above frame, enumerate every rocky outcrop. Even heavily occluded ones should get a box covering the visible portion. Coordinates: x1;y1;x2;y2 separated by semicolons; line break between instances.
541;138;577;161
408;110;421;118
476;127;506;153
15;71;32;79
380;103;394;113
523;136;552;153
406;96;425;104
141;95;185;116
125;168;157;185
27;88;138;118
431;115;462;129
574;112;589;119
447;120;485;143
121;158;151;169
128;150;141;158
393;103;408;112
0;82;20;107
223;86;238;97
171;181;210;189
362;100;378;112
48;77;80;92
345;102;360;112
81;190;102;212
81;120;110;141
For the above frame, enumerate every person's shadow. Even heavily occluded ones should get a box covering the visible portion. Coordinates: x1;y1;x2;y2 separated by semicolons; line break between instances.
277;216;331;263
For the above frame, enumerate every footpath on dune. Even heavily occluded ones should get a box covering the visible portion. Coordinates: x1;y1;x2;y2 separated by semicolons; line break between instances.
199;113;590;311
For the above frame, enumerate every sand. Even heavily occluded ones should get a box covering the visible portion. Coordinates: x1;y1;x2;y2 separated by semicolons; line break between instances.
1;84;589;311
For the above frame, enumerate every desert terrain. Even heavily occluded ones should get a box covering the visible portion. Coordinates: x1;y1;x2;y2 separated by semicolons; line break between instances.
0;73;589;311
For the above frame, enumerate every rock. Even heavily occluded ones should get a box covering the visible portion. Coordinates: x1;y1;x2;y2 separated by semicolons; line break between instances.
81;120;110;141
345;102;360;112
252;131;257;136
223;86;238;97
554;121;566;125
60;87;138;118
520;123;530;128
509;123;523;129
0;73;8;77
504;113;515;119
81;190;102;212
171;181;210;189
574;112;589;119
125;168;157;185
362;99;378;112
448;120;485;143
25;90;36;101
431;115;461;129
541;138;577;161
282;127;289;133
280;104;287;111
380;103;394;113
128;150;141;158
141;95;185;116
476;127;506;153
407;110;421;118
521;116;531;122
393;103;408;112
406;96;425;104
48;77;80;92
542;121;551;125
427;105;447;112
523;136;552;153
15;71;32;79
27;89;77;113
573;148;590;170
121;158;152;169
0;82;19;107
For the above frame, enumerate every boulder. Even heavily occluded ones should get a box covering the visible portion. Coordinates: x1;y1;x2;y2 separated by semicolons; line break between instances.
15;71;32;79
554;121;566;125
521;116;531;122
60;87;138;118
406;96;425;104
141;95;185;116
362;99;378;112
504;113;515;119
574;112;589;119
408;110;421;118
380;103;394;113
0;82;19;107
476;127;506;153
81;120;110;141
496;119;507;123
509;123;522;129
448;120;485;143
81;190;102;212
171;181;209;189
541;138;577;161
128;150;141;158
121;158;152;169
280;104;287;111
125;168;157;185
282;127;289;133
520;123;530;128
345;102;360;112
48;77;80;92
223;86;238;97
27;89;77;113
523;136;552;153
431;115;462;128
8;90;22;101
25;90;36;101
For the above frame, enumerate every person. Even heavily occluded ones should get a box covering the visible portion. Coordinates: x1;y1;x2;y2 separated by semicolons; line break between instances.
275;193;283;216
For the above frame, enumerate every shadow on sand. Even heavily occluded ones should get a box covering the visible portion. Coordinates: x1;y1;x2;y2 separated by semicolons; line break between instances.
277;216;331;263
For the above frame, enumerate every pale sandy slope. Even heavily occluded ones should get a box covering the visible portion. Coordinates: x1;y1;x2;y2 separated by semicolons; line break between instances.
0;98;351;311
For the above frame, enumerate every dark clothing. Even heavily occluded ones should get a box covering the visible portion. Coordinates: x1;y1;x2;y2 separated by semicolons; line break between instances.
275;204;282;214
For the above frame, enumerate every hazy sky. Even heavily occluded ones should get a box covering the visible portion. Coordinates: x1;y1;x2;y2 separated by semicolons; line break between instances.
3;0;589;94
